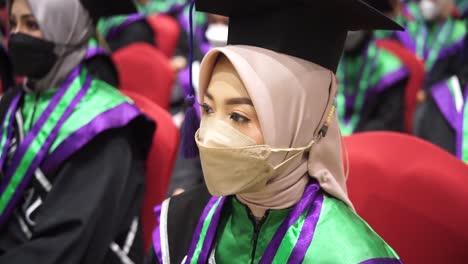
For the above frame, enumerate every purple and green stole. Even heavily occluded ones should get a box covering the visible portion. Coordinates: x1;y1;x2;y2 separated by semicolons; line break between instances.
183;183;324;264
336;41;408;135
97;13;146;41
431;76;468;163
0;46;144;227
152;181;402;263
404;10;466;72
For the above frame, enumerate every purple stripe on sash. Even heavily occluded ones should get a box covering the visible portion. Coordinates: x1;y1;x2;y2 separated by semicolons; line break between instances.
359;258;403;264
165;3;186;15
286;192;324;264
85;47;108;60
0;94;22;169
0;72;90;227
437;38;465;62
431;81;458;130
374;68;409;93
186;196;221;263
395;31;416;54
152;204;163;264
106;14;146;40
198;197;226;263
40;102;142;173
260;182;321;264
0;68;79;200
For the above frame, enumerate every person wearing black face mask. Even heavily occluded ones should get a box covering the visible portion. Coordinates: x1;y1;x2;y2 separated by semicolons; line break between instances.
336;1;412;135
0;0;155;263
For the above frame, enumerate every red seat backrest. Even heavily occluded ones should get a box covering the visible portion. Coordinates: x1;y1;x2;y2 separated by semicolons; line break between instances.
345;132;468;264
113;43;175;110
146;14;180;58
376;39;425;134
122;90;179;251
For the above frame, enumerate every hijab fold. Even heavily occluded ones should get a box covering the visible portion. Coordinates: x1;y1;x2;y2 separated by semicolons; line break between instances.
199;45;352;218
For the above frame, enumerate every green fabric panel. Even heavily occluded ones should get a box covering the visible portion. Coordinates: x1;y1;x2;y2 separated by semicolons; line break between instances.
303;197;399;263
406;2;424;21
448;20;467;46
97;15;129;38
21;79;130;153
215;198;290;264
271;210;308;263
370;47;405;88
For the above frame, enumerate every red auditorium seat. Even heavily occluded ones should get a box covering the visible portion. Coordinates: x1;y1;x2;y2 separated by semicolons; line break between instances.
345;132;468;264
122;90;179;251
146;14;180;58
376;39;425;134
113;43;176;110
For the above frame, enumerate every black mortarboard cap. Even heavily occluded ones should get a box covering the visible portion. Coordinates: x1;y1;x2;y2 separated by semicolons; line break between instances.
196;0;403;72
364;0;394;13
80;0;137;23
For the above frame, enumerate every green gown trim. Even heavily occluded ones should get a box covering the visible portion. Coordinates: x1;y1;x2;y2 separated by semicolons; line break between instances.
214;197;400;264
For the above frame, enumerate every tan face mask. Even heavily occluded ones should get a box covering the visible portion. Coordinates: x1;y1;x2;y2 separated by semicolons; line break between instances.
196;119;315;196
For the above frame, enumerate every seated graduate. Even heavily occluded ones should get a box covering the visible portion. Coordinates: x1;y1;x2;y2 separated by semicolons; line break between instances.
0;0;155;263
96;3;156;52
404;0;466;88
146;0;403;263
414;57;468;163
336;0;410;135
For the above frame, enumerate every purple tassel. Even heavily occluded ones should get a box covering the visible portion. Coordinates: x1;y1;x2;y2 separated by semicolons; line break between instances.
181;0;200;159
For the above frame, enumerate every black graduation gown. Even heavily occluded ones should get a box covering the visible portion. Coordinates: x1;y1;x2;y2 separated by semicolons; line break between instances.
0;58;155;263
414;93;456;155
145;185;212;264
354;78;407;133
0;45;13;92
167;148;204;195
107;19;156;52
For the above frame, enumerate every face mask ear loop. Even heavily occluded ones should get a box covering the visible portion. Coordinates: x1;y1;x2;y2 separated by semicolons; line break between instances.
339;129;350;179
270;139;315;153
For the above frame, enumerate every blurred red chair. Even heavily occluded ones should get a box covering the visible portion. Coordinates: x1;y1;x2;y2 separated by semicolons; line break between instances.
113;43;175;110
146;14;180;58
345;132;468;264
375;39;425;134
121;90;179;251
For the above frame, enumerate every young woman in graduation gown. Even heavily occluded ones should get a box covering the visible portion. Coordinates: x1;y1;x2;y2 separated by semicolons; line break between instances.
0;0;155;263
405;0;466;88
147;0;402;263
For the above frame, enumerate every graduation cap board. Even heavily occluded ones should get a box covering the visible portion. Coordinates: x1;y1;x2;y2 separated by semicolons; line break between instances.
196;0;403;72
364;0;395;13
79;0;137;23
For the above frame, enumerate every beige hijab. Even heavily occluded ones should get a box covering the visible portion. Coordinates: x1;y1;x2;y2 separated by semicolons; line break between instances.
198;45;352;218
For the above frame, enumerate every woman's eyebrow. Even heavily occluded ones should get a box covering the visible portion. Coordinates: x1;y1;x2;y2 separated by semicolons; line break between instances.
225;97;253;106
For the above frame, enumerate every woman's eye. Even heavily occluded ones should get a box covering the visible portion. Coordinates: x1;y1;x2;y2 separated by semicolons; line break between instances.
201;103;214;114
26;20;40;30
230;112;250;123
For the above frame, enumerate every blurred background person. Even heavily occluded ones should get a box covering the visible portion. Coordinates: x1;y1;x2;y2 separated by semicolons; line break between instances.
0;0;155;263
336;0;414;135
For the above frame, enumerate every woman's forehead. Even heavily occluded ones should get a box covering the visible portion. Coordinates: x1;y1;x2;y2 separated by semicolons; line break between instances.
206;56;251;101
